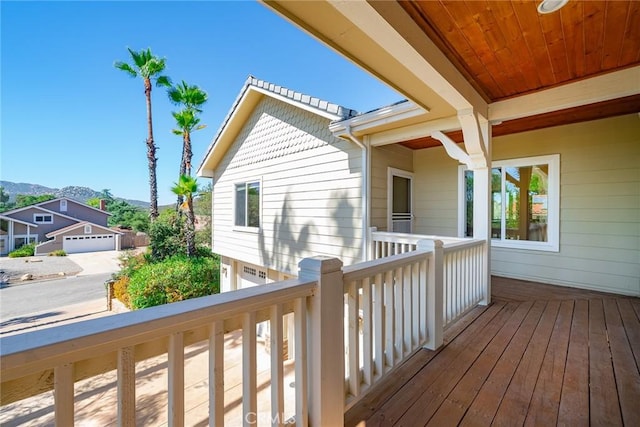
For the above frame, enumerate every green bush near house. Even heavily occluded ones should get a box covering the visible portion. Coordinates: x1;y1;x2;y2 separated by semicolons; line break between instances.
48;250;67;257
127;254;220;310
8;243;35;258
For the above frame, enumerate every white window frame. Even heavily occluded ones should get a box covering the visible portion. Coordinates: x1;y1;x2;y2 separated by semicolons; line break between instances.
60;199;68;212
233;178;262;232
84;225;92;234
14;234;38;247
33;213;53;224
459;154;560;252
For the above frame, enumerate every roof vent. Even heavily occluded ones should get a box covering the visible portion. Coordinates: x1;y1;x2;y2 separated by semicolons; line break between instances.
537;0;569;14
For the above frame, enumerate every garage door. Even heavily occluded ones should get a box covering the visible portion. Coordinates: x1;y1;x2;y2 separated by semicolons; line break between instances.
63;234;115;253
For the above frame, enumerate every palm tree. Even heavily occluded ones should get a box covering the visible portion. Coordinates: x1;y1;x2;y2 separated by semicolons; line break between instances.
167;81;208;177
115;48;171;221
171;175;199;257
171;109;206;208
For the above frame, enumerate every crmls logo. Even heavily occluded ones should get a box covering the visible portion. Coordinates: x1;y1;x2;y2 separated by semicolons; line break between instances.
244;412;295;424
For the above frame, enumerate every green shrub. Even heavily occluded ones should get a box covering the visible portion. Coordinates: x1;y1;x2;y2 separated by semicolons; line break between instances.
48;250;67;257
148;211;185;261
127;255;219;310
8;243;35;258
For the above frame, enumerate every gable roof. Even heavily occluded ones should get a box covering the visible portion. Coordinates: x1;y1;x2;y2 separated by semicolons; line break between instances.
197;75;359;177
45;221;122;238
1;197;112;218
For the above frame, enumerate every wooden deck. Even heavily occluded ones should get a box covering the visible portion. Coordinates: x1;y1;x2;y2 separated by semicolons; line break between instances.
346;277;640;426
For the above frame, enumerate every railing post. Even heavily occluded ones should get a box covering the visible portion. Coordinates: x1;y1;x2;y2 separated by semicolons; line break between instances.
418;240;443;350
298;256;344;427
368;227;377;261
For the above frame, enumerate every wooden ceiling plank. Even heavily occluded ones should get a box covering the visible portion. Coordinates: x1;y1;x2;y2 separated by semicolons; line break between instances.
510;0;557;88
490;0;542;90
560;0;586;79
405;0;499;100
618;1;640;65
601;0;629;70
464;0;529;96
539;10;572;83
583;0;606;76
441;0;517;98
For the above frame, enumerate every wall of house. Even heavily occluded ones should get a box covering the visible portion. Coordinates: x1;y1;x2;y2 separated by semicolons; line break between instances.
370;144;413;231
212;96;363;277
9;208;78;240
412;146;459;236
491;114;639;296
410;114;639;296
39;199;109;226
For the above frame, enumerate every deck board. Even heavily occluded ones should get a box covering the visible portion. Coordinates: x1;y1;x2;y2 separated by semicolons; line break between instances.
345;277;640;427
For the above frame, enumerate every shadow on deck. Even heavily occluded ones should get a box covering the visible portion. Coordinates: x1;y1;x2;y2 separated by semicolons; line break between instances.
346;277;640;426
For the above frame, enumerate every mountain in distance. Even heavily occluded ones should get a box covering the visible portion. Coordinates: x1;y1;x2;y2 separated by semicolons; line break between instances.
0;180;149;208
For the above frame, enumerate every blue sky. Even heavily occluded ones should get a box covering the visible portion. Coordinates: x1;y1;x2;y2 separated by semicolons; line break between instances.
1;1;401;205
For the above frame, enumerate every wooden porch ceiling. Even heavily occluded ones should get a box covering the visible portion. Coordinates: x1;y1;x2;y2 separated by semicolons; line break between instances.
346;277;640;426
400;0;640;102
394;0;640;150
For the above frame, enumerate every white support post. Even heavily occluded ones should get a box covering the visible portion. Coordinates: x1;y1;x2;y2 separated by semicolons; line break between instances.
298;256;344;427
473;166;492;305
418;240;443;350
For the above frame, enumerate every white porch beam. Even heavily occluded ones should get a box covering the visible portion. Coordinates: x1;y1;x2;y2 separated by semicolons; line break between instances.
369;116;461;146
458;110;489;169
328;0;488;117
489;66;640;122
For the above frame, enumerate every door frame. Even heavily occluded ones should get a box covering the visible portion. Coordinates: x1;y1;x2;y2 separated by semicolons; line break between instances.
387;167;414;233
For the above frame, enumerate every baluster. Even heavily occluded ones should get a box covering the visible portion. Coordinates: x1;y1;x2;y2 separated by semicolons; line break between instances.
394;267;404;360
209;321;224;427
362;277;373;386
403;264;412;353
118;346;136;427
270;305;285;427
294;297;308;427
374;273;384;377
55;363;74;426
168;332;184;427
242;312;257;427
348;280;360;397
384;269;395;368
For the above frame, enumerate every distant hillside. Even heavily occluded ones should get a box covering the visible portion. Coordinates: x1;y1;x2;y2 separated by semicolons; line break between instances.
0;181;149;208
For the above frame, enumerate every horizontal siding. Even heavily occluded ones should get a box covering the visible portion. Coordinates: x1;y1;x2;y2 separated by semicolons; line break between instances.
370;144;413;231
490;114;640;296
212;96;363;275
412;146;459;237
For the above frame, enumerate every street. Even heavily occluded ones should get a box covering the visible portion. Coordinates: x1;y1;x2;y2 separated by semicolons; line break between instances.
0;273;110;324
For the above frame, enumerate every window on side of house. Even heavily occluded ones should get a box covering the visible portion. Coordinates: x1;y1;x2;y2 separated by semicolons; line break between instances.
460;154;560;252
84;225;92;234
234;181;261;229
34;214;53;224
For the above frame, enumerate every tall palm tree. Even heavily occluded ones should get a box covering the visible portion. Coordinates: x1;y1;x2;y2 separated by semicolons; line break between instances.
115;48;171;220
167;80;207;176
171;175;199;257
171;109;206;208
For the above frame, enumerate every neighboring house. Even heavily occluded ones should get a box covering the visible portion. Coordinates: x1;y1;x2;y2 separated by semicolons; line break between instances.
200;76;638;298
0;197;122;255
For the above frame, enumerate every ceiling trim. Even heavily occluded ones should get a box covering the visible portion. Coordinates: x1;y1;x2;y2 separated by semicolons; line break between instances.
489;66;640;122
369;116;461;147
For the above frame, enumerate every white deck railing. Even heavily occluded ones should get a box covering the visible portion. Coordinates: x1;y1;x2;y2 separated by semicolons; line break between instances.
1;236;486;426
371;230;488;328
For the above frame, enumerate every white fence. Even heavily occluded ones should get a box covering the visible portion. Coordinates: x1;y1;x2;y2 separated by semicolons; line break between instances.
1;236;488;426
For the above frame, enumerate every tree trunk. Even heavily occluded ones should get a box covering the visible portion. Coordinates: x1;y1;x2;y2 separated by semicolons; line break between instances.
145;77;159;220
186;197;196;257
176;131;189;211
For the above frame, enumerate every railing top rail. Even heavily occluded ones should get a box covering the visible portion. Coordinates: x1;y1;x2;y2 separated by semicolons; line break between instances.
1;278;317;377
371;231;482;248
343;249;431;283
442;239;486;252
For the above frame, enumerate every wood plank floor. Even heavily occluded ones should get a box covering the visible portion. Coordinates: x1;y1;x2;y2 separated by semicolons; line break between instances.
346;277;640;426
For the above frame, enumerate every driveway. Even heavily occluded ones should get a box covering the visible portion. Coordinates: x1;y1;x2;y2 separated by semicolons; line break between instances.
0;250;123;284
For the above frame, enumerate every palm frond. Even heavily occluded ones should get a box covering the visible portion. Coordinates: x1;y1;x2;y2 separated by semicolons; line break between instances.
156;75;172;88
114;61;137;78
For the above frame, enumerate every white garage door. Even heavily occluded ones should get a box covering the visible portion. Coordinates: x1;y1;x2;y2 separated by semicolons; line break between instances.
63;234;115;253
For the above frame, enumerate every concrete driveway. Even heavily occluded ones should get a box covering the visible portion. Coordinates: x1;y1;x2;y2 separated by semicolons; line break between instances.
0;250;124;283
